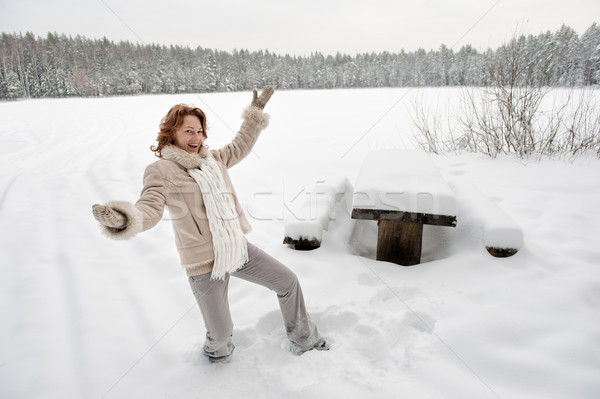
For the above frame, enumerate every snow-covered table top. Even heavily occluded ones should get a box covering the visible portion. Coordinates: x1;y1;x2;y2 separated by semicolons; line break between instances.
351;150;457;224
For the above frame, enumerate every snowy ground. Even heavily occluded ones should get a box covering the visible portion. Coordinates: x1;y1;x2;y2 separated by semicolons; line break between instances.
1;88;599;399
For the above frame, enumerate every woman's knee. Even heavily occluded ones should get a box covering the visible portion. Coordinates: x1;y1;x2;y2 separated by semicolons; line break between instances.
276;268;300;299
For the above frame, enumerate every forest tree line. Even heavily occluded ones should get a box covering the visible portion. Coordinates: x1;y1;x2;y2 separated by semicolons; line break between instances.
1;23;599;100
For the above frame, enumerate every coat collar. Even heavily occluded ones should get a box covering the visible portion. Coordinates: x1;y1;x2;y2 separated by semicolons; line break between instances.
161;144;209;169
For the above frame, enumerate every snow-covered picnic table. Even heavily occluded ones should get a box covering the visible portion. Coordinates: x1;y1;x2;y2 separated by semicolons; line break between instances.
351;150;457;265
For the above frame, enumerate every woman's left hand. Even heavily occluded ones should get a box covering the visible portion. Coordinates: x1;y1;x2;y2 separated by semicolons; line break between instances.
251;86;274;110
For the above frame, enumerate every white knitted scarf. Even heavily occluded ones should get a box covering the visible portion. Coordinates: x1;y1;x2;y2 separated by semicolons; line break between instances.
162;145;248;280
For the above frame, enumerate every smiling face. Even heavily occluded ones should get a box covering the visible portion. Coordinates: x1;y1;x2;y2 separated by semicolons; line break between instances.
172;114;206;153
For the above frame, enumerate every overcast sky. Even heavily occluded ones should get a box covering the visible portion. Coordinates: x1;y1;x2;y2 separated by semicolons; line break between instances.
1;0;598;55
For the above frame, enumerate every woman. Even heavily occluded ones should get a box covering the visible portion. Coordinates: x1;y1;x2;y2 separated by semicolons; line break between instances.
92;86;327;363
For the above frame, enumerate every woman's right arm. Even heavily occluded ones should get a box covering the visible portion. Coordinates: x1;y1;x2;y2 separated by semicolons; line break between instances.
92;163;166;240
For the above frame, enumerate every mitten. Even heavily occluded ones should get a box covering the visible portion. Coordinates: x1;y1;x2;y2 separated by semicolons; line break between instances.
92;204;127;229
251;86;274;109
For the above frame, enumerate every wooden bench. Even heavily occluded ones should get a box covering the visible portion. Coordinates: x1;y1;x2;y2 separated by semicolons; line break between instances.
448;179;523;257
283;178;352;250
351;150;457;266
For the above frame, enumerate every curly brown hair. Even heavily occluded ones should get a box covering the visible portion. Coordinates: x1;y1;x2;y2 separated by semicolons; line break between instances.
151;104;208;157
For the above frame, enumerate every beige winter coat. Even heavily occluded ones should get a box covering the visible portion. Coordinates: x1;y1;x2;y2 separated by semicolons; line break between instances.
100;105;270;277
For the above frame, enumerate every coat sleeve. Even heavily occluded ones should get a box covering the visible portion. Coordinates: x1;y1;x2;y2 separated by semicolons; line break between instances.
135;163;167;231
98;163;166;240
213;105;270;168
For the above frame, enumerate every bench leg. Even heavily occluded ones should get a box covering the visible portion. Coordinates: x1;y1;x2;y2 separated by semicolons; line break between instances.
376;220;423;266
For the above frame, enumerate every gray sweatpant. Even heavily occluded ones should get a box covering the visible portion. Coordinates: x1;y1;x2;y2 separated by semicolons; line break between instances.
188;242;323;358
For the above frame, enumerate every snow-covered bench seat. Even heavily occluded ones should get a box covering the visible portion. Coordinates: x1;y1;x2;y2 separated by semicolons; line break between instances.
448;179;523;257
283;178;352;250
351;150;457;265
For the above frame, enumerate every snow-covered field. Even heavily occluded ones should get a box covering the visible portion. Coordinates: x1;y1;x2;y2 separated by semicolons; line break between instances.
1;88;599;399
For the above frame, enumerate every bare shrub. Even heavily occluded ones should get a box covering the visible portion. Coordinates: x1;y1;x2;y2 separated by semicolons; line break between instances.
411;33;600;159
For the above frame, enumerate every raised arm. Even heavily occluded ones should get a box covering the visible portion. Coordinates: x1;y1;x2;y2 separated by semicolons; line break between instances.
213;86;274;168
